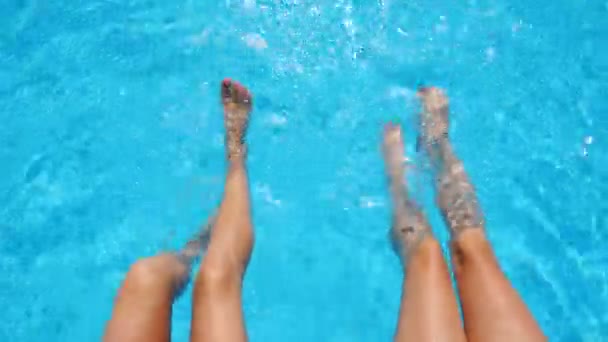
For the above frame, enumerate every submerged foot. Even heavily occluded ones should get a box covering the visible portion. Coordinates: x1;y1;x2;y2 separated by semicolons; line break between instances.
382;124;431;261
177;213;217;264
167;214;216;298
383;123;407;182
416;87;450;155
221;78;252;160
416;87;484;237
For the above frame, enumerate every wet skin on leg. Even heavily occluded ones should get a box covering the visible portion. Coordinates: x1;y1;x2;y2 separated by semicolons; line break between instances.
417;87;546;342
190;79;254;342
383;124;466;342
103;217;214;342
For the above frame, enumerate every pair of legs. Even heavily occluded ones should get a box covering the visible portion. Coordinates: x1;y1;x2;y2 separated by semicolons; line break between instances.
103;81;545;341
385;88;545;341
104;79;253;342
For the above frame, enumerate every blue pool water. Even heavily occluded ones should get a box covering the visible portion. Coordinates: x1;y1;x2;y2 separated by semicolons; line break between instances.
1;0;607;340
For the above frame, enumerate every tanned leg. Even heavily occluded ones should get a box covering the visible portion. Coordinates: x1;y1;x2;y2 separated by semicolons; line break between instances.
383;124;466;342
104;217;214;342
190;79;254;342
417;87;546;342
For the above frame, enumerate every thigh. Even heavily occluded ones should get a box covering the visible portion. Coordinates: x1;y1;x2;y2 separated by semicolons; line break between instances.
395;237;467;342
453;230;546;342
189;256;247;342
104;254;186;342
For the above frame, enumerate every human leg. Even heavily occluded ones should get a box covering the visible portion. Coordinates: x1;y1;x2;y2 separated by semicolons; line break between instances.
103;218;214;342
417;87;545;342
383;124;466;342
190;79;254;342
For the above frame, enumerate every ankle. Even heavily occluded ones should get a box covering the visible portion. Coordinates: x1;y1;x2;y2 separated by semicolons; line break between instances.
225;159;247;180
226;145;247;161
228;155;246;167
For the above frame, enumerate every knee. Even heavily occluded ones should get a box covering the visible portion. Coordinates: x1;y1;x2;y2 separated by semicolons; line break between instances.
410;237;445;268
194;257;243;293
450;229;494;270
124;255;184;291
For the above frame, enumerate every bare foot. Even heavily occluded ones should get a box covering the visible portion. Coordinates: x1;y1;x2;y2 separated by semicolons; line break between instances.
382;124;431;261
416;87;485;237
221;78;252;160
383;123;407;183
416;87;449;151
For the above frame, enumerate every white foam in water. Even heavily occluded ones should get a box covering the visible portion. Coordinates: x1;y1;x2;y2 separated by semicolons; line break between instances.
582;135;593;157
268;113;288;127
388;86;415;102
243;33;268;50
188;29;211;46
359;196;385;208
397;27;409;37
243;0;256;9
254;183;281;207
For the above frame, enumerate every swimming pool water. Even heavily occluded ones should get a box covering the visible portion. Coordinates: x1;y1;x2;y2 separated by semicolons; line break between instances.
1;0;607;340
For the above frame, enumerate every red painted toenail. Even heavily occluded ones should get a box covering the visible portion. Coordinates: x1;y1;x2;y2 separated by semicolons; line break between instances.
222;78;232;87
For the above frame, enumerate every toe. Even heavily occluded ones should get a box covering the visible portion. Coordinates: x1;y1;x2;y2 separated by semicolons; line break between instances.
416;86;430;97
234;83;252;105
384;122;398;132
221;78;233;103
221;79;252;106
